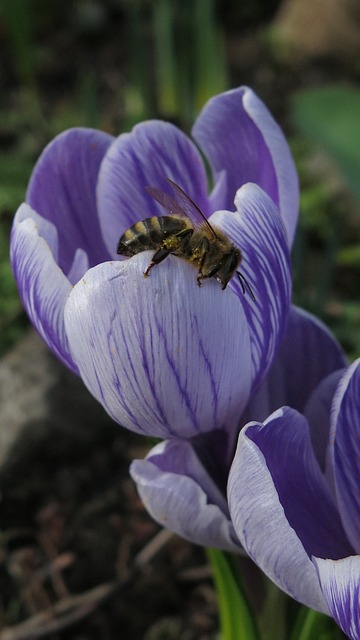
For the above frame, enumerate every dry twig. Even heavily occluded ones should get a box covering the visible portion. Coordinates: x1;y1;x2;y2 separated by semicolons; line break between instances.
0;529;174;640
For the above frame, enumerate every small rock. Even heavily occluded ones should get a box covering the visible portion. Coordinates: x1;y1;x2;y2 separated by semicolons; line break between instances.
0;329;116;473
273;0;360;61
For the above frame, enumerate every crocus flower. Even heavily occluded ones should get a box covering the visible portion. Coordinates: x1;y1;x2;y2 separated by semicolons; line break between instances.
11;86;296;447
131;306;346;551
227;357;360;639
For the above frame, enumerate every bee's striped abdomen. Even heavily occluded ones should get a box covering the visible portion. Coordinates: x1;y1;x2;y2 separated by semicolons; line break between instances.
117;216;188;257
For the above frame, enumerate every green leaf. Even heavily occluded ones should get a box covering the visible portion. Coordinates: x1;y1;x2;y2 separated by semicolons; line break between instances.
258;579;287;640
207;548;259;640
292;86;360;201
290;606;344;640
337;244;360;266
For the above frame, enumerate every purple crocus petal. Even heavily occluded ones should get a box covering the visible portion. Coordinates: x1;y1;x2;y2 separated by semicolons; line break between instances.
130;439;240;551
97;121;210;258
248;408;352;558
139;439;229;511
247;305;347;420
64;254;252;439
14;200;59;257
304;369;344;473
26;128;114;275
314;556;360;640
331;359;360;552
66;248;90;286
228;409;340;613
192;86;299;245
210;184;291;391
11;204;78;374
274;306;347;411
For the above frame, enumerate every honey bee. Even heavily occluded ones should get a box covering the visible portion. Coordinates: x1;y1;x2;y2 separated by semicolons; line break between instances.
117;179;255;298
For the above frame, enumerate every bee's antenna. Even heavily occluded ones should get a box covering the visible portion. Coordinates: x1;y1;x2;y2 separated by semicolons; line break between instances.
236;271;256;302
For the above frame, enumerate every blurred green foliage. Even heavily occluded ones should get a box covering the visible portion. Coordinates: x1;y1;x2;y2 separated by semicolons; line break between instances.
290;606;345;640
122;0;228;127
1;0;35;91
291;87;360;359
292;86;360;202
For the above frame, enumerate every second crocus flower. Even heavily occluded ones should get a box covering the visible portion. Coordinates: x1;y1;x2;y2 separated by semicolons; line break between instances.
228;358;360;639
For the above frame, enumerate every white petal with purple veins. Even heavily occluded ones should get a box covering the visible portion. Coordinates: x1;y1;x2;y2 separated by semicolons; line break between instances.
131;439;241;551
11;205;78;373
314;556;360;640
210;184;291;391
64;254;252;439
228;411;328;612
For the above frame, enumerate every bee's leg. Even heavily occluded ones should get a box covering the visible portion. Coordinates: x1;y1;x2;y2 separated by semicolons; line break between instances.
144;247;171;277
144;229;193;277
176;228;194;249
196;237;210;287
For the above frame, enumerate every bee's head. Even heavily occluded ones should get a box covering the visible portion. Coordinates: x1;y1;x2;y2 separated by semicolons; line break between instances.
216;248;241;290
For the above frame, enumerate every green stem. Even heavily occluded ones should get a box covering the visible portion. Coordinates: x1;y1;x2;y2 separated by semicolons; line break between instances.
207;548;259;640
290;606;343;640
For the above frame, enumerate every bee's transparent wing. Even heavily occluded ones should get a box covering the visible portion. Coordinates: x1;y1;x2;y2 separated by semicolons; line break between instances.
145;185;186;217
146;178;219;239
